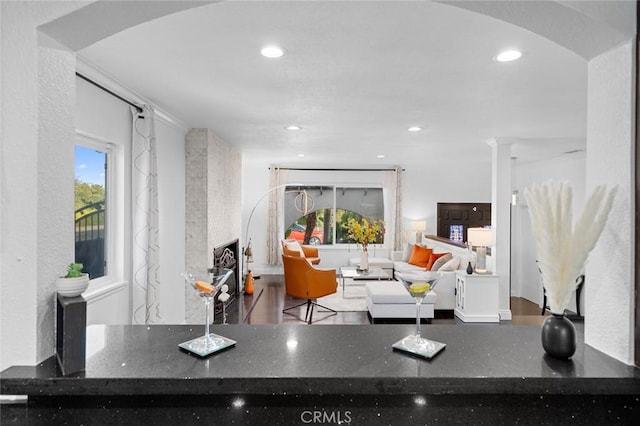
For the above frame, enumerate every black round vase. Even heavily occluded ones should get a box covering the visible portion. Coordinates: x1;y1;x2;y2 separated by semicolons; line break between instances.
541;314;576;359
466;261;473;274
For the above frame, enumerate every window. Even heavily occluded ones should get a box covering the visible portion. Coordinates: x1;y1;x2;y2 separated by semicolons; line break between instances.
75;145;108;279
284;186;384;245
74;131;127;296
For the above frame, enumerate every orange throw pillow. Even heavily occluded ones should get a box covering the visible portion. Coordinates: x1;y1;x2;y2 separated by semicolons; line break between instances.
408;245;432;268
426;252;449;271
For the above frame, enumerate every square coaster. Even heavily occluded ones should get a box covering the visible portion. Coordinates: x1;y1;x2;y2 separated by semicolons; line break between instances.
392;336;446;359
179;333;236;357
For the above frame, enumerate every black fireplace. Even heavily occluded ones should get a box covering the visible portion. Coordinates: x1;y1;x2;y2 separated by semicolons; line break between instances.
211;239;240;317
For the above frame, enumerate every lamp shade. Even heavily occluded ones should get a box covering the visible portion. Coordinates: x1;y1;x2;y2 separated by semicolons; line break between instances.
467;227;493;247
410;220;427;231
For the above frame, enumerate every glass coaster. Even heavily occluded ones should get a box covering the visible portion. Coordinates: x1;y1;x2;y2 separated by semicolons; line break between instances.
392;335;446;359
179;333;236;357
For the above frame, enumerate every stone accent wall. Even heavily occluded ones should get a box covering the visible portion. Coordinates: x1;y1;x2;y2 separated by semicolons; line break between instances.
185;129;242;324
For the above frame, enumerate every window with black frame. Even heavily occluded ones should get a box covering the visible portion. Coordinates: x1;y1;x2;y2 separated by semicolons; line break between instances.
284;186;384;245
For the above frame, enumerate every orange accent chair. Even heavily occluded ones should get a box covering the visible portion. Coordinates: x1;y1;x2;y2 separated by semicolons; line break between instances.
281;239;321;265
281;254;338;324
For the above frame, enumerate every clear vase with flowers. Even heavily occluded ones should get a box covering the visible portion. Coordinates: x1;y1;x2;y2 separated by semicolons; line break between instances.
344;218;385;272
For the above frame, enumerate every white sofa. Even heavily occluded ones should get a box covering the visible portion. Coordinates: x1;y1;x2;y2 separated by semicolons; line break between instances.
392;235;475;311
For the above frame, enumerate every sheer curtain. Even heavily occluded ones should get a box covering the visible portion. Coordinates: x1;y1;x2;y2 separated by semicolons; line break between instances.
266;167;289;264
383;168;403;251
131;106;162;324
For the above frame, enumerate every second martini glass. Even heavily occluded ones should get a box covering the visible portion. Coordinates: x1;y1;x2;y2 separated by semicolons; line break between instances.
399;272;442;352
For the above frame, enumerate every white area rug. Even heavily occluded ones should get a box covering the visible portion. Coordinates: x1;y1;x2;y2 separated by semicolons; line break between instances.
317;284;367;312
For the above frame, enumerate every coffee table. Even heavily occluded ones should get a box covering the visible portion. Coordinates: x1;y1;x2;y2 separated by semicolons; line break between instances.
339;266;391;299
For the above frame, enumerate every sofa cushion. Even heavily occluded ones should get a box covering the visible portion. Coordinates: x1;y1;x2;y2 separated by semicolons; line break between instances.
438;256;460;271
283;247;302;257
393;261;423;274
402;242;413;262
426;252;449;270
431;253;452;271
408;245;432;268
284;240;304;256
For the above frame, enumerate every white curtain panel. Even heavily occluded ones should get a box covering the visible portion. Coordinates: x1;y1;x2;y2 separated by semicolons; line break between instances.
131;106;162;324
383;168;403;251
266;167;289;264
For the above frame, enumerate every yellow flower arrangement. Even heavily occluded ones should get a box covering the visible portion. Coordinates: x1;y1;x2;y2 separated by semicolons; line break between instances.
344;218;385;251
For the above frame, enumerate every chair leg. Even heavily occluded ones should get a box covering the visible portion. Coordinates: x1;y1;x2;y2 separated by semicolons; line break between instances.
284;299;338;324
283;301;310;322
312;302;337;321
308;302;338;324
307;300;314;324
575;275;585;317
304;299;312;323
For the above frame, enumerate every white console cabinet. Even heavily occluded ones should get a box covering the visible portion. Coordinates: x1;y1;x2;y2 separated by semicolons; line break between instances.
455;272;499;323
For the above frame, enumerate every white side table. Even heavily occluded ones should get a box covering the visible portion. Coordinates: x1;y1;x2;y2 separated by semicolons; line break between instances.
454;272;499;323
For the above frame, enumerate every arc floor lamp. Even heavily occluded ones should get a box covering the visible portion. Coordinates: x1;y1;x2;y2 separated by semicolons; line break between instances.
242;183;313;290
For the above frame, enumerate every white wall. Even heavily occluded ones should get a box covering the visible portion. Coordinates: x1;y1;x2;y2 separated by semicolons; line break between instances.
585;41;635;364
1;0;83;370
512;152;586;312
242;155;492;274
76;75;187;325
402;159;492;233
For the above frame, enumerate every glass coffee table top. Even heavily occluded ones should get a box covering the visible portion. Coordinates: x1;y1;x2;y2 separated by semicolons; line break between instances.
339;266;391;299
339;266;389;280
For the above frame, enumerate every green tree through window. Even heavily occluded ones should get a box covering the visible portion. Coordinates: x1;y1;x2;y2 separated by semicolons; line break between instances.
75;145;107;280
284;186;384;245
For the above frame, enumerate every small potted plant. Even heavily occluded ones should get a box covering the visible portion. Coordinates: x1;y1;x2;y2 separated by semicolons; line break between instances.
55;263;90;297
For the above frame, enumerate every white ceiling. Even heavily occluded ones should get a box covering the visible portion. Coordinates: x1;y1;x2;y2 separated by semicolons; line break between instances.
78;1;588;168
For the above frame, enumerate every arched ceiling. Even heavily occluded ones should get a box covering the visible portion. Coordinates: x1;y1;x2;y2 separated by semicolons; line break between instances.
41;0;635;168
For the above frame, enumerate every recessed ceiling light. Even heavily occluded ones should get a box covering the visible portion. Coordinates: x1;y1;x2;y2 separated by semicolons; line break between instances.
297;154;305;157
408;126;422;132
496;50;522;62
377;154;385;159
261;45;284;58
285;125;302;131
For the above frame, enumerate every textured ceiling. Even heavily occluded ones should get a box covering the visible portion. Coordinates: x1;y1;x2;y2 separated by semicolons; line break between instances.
78;1;588;168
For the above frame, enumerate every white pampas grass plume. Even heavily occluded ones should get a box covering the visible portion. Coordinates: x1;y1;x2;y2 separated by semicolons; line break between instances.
524;181;617;314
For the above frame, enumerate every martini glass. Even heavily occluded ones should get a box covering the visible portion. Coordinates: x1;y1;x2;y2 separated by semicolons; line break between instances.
181;269;232;355
399;272;442;351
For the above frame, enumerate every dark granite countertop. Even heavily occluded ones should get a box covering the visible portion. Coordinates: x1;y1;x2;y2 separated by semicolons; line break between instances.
2;324;638;397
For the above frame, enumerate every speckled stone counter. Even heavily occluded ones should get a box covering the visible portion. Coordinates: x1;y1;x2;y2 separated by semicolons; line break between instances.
2;324;639;425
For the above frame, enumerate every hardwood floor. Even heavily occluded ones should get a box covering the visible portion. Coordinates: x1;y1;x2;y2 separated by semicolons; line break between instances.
225;274;554;326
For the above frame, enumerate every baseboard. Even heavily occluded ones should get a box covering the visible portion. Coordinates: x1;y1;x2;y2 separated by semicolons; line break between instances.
499;309;512;321
434;309;454;319
368;312;432;325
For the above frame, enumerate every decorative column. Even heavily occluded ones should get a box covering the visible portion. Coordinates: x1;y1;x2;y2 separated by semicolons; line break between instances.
487;138;514;321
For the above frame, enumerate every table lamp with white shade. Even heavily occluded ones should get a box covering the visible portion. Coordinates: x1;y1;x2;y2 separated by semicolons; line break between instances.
406;220;427;243
467;227;493;274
